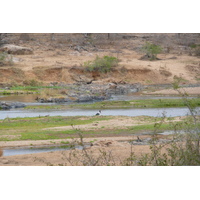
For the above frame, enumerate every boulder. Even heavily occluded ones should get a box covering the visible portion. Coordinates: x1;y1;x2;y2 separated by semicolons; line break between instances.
0;101;26;110
0;44;33;55
108;83;117;89
71;74;93;84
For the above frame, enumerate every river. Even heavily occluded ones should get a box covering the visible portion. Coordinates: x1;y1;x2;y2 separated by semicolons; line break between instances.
0;94;199;119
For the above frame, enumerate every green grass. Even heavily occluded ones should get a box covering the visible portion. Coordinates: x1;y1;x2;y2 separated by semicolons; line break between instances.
24;98;200;110
0;115;195;141
0;86;68;95
0;116;112;141
10;85;64;91
129;98;200;108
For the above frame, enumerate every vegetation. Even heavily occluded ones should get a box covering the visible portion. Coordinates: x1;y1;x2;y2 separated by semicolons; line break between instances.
0;116;112;141
84;56;119;73
141;42;162;60
189;43;200;56
24;98;200;110
22;79;43;87
56;77;200;166
0;52;13;66
0;115;181;141
0;85;67;95
128;78;200;166
194;46;200;56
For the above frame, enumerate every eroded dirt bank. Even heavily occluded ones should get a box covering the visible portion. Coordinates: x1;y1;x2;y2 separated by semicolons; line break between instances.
0;33;200;87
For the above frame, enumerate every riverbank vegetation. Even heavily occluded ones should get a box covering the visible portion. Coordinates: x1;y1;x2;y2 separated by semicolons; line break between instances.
84;55;119;73
23;98;200;110
0;115;187;141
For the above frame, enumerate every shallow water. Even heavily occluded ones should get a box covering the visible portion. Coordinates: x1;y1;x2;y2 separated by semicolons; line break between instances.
0;107;197;119
3;145;85;156
0;93;199;119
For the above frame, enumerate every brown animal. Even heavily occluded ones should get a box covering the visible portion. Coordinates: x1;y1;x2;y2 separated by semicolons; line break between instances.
0;149;3;157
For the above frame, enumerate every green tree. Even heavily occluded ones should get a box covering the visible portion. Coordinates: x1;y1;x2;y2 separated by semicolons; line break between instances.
142;42;162;60
84;56;119;73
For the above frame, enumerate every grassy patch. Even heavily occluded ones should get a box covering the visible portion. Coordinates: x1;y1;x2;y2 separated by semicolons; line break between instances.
0;115;195;141
0;116;111;141
23;98;200;110
10;85;63;91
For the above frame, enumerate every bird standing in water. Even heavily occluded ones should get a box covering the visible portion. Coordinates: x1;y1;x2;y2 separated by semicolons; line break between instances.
96;110;101;116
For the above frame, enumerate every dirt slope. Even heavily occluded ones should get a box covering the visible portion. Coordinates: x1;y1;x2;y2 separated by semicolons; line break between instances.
0;33;200;86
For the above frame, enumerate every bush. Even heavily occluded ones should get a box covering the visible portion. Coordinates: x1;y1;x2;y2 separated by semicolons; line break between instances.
141;42;162;61
23;79;42;87
133;77;200;166
189;44;200;56
194;46;200;56
0;52;13;66
84;56;119;73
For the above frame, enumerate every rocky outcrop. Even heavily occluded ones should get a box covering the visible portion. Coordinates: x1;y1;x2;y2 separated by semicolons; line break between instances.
0;102;26;110
36;83;143;103
0;44;33;55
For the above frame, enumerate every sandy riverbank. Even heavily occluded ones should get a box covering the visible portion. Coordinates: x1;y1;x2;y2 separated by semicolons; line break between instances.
0;135;154;166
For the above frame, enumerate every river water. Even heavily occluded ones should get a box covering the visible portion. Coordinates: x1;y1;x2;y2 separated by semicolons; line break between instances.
0;107;195;119
0;94;199;119
3;145;87;157
1;94;199;156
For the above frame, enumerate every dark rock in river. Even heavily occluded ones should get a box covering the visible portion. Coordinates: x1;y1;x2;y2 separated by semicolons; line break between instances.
36;83;143;103
0;101;26;110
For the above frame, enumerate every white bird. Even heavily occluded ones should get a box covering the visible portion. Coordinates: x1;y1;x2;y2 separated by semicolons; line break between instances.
95;110;101;116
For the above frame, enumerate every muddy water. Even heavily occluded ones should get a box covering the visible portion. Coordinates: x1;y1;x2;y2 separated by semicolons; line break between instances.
0;93;195;103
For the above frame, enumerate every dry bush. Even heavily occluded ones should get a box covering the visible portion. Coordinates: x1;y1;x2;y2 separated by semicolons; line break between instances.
0;52;13;66
0;149;3;157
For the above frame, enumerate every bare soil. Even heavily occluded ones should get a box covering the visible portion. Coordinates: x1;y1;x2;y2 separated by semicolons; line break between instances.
144;87;200;95
0;43;200;86
0;136;153;166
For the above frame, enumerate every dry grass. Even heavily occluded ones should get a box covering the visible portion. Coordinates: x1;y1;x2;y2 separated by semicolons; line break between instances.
38;88;67;99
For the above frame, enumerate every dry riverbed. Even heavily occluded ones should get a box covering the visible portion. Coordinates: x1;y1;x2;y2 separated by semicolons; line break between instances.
0;115;186;166
0;136;157;166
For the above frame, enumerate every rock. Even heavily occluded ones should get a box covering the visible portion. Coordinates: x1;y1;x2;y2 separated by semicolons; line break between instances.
71;74;94;84
0;44;33;55
10;102;26;108
0;102;11;110
109;83;117;89
35;83;143;103
0;101;26;110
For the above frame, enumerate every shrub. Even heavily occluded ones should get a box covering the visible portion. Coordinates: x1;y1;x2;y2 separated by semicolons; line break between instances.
189;44;200;56
23;79;42;87
141;42;162;61
134;77;200;166
0;52;13;66
194;46;200;56
84;56;119;73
